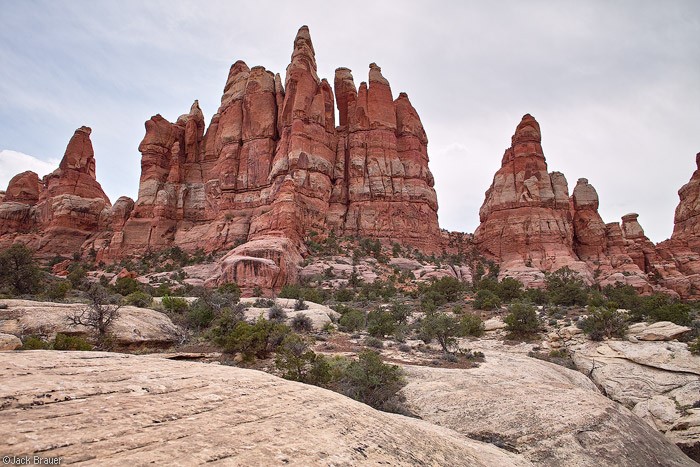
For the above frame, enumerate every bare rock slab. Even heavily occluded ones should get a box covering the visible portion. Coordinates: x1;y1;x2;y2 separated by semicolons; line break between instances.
0;351;530;466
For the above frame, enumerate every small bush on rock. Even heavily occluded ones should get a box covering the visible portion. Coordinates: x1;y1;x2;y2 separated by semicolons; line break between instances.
504;302;540;338
291;314;313;333
578;307;628;341
52;333;92;351
124;291;152;308
338;308;366;332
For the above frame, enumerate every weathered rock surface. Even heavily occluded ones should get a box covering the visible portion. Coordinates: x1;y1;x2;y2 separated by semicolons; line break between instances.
0;333;22;351
0;299;181;348
627;321;693;341
571;340;700;461
402;350;697;466
0;351;531;466
473;115;590;286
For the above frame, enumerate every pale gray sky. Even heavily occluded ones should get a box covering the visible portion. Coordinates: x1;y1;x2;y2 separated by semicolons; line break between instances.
1;0;698;243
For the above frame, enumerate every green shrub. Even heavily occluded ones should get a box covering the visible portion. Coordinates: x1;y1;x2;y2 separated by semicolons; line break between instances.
21;336;50;350
338;309;366;332
291;314;313;333
221;317;290;360
52;333;93;351
162;295;189;313
274;333;320;382
124;291;153;308
473;289;502;310
578;307;628;341
648;303;692;326
522;288;548;305
0;244;42;295
364;336;384;348
367;309;397;338
268;304;287;322
496;277;523;302
545;267;589;306
419;311;465;353
688;337;700;355
601;283;641;311
294;298;309;311
218;282;242;301
187;298;218;330
504;302;540;338
66;264;87;289
254;298;275;308
45;280;71;301
209;305;246;344
460;313;485;337
420;276;466;306
114;277;140;296
335;287;355;302
335;350;406;412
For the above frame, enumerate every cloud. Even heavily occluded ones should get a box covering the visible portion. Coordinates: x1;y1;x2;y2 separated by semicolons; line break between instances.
0;150;59;190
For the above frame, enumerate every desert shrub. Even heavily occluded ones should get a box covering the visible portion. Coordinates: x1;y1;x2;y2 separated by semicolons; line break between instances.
220;317;290;360
217;282;242;301
21;336;50;350
338;308;366;332
268;304;287;322
419;311;465;353
274;333;320;382
187;299;216;329
124;291;152;308
280;284;328;304
473;289;501;310
648;303;693;326
367;309;397;338
688;337;700;355
52;333;92;351
291;314;313;333
66;264;88;289
335;350;406;412
364;336;384;348
545;267;589;306
335;287;355;302
522;288;548;305
578;307;628;341
358;280;397;301
294;298;309;311
67;284;122;341
504;302;540;338
420;276;466;307
460;313;485;337
496;277;523;302
209;305;246;343
114;277;140;296
45;280;71;301
162;295;189;313
601;283;641;310
0;244;42;295
254;298;275;308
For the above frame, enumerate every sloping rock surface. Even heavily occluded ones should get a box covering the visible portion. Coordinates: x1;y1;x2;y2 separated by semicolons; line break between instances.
0;351;531;466
401;351;696;466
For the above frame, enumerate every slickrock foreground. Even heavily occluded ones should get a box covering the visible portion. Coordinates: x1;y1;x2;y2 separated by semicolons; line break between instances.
401;351;697;467
0;351;530;466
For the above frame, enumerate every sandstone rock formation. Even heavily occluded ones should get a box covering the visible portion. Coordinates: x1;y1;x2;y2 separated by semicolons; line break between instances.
572;340;700;461
93;25;441;292
0;127;111;257
473;114;589;286
0;351;531;466
402;350;697;466
0;299;181;348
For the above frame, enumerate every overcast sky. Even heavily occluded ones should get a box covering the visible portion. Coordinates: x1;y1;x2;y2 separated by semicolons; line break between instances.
1;1;698;243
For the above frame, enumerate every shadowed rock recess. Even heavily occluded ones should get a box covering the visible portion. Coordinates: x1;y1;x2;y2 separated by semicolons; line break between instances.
2;26;700;297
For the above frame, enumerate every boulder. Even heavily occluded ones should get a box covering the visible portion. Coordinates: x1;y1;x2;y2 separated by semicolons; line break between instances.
0;299;181;348
0;332;22;351
628;321;692;341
